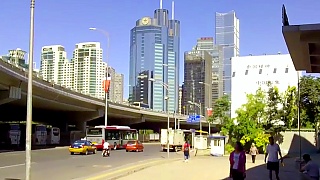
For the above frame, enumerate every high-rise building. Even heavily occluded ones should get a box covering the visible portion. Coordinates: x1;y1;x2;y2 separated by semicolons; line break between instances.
114;73;124;103
129;1;180;112
193;37;224;106
182;50;212;116
1;48;27;68
40;45;68;85
71;42;106;99
215;11;240;98
107;66;116;100
178;85;183;114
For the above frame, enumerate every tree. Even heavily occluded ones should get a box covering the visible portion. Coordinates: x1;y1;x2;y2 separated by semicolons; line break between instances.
208;94;231;125
280;86;298;129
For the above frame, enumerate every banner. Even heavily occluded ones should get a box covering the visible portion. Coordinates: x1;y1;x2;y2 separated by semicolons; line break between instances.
102;77;111;92
207;108;213;116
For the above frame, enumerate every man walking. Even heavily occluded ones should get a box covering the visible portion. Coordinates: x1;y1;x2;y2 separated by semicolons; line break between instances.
265;136;283;180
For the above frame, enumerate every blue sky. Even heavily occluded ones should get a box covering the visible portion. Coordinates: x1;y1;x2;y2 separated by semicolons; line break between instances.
1;0;319;98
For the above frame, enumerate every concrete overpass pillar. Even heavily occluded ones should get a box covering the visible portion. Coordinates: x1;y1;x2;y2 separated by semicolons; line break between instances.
0;86;21;105
76;121;87;132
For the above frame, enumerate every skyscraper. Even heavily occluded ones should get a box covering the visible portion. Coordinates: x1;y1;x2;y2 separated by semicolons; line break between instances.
193;37;224;106
129;1;180;112
182;50;212;116
71;42;106;99
215;11;240;97
40;45;68;85
107;66;124;102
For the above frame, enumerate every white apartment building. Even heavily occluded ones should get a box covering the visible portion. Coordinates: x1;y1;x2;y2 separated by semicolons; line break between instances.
114;73;124;103
231;54;301;119
40;45;68;85
71;42;106;99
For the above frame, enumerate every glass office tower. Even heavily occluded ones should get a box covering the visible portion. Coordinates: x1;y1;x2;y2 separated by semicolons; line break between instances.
129;6;180;112
215;11;239;97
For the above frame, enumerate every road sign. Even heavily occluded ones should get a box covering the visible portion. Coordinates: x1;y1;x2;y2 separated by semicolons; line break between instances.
187;115;201;123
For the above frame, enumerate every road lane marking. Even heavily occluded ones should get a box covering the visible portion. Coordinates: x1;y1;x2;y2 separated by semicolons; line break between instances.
85;158;180;180
0;162;36;169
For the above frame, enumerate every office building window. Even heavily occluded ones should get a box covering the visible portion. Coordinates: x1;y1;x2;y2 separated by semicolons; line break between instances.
232;72;235;77
259;69;262;74
285;68;289;73
273;68;277;73
245;70;248;75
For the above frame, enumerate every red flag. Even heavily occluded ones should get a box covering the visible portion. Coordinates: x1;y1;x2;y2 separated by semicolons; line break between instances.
102;77;111;92
207;108;213;116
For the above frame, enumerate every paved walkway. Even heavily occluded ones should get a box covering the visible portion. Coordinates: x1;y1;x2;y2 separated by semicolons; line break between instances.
118;155;302;180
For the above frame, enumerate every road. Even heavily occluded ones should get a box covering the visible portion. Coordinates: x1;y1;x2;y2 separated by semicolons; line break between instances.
0;144;180;180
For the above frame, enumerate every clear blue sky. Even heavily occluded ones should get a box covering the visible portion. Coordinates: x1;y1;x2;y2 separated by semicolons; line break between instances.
1;0;319;98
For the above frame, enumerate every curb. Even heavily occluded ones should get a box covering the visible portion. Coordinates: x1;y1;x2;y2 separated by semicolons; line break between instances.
84;158;180;180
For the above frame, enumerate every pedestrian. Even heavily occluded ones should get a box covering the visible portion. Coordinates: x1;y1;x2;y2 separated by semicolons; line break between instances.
249;143;258;163
300;154;320;180
229;141;246;180
265;136;283;180
183;140;190;162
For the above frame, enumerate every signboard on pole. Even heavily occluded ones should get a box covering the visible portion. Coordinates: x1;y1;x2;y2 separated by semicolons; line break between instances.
207;108;213;116
187;115;201;123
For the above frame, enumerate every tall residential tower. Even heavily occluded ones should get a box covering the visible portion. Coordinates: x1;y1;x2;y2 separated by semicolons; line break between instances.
129;1;180;112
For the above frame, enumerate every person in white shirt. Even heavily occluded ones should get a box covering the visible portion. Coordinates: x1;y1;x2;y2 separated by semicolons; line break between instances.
300;154;320;180
265;136;283;180
102;141;110;155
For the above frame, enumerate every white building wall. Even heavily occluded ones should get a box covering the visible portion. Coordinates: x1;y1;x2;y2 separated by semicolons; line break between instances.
231;54;301;119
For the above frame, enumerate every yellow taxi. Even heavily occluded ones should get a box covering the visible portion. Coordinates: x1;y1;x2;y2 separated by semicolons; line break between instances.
69;140;97;155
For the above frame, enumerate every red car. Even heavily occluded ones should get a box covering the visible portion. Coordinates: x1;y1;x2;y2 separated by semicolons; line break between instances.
125;140;144;152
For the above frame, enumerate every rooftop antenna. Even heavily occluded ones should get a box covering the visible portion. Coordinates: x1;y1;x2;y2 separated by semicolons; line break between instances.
171;1;175;19
160;0;163;9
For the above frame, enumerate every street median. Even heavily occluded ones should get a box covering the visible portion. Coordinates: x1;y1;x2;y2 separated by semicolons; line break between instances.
83;157;180;180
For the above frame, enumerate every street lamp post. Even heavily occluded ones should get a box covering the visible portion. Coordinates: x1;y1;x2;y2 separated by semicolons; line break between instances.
163;64;177;130
26;1;35;180
89;27;110;127
188;101;202;135
149;78;170;158
199;81;211;135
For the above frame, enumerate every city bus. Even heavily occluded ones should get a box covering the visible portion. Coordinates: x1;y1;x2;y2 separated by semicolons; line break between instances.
9;124;21;146
85;125;138;150
33;124;47;145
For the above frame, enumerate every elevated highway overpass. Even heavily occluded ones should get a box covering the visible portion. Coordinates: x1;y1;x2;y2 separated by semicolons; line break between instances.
0;59;210;132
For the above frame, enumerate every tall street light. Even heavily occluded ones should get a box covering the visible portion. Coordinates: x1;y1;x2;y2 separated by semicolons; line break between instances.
163;64;177;130
188;101;202;135
199;81;211;135
89;27;110;127
149;78;170;158
26;1;35;180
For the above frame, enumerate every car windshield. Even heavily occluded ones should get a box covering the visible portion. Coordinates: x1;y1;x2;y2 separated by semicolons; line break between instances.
74;140;86;144
127;141;136;144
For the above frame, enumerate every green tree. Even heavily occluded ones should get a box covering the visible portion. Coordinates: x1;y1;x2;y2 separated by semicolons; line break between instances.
264;85;283;134
280;86;298;129
208;94;231;125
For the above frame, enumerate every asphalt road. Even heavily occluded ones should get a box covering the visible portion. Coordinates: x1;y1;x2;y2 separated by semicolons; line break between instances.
0;144;180;180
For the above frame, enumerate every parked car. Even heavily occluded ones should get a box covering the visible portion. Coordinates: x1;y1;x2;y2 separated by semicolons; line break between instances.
125;140;144;152
69;140;97;155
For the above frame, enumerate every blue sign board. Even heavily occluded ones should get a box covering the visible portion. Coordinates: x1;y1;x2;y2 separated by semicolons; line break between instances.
187;115;201;123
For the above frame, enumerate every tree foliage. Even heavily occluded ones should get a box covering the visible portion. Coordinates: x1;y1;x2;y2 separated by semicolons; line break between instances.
208;94;231;125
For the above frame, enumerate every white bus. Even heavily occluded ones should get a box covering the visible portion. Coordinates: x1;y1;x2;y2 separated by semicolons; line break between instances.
33;124;47;145
9;124;21;145
86;125;138;150
47;127;60;145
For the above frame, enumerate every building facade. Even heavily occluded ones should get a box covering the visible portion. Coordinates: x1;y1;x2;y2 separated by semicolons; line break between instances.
178;85;183;114
40;45;68;85
193;37;224;106
114;73;124;103
215;11;240;97
230;54;301;119
182;50;212;116
71;42;106;99
129;3;180;112
1;48;27;68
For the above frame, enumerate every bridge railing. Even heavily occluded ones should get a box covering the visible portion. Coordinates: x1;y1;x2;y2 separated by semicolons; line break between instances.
0;58;188;117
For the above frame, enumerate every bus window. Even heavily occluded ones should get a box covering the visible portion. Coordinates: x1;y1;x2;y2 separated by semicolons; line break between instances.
52;129;60;136
10;124;20;130
106;132;119;140
87;128;102;135
36;126;46;132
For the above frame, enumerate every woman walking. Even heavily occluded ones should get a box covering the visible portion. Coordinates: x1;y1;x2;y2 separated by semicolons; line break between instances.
250;143;258;163
229;141;246;180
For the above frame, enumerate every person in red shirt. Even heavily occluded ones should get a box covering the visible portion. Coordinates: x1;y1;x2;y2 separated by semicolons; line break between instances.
183;140;190;162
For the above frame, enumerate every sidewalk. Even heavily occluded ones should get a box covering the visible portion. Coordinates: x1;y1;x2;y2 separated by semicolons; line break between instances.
117;155;301;180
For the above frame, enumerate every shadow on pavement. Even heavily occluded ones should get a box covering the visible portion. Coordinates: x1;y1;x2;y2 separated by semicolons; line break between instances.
221;134;317;180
